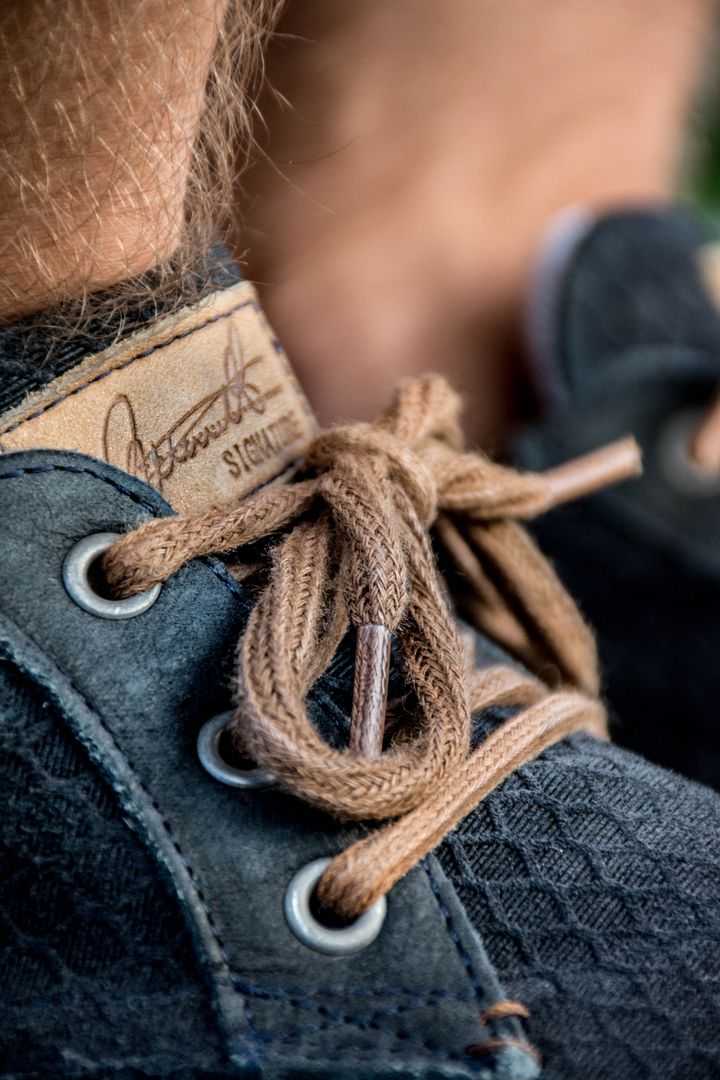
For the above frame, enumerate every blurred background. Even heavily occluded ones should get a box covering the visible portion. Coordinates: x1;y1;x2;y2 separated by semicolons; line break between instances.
684;31;720;213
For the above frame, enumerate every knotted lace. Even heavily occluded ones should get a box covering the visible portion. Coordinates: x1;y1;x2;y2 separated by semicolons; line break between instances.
102;375;639;921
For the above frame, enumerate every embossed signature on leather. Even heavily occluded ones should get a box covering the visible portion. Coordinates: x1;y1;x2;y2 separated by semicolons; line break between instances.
0;281;317;512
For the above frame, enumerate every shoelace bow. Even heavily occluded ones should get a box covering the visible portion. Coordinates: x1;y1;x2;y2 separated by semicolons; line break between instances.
102;375;640;921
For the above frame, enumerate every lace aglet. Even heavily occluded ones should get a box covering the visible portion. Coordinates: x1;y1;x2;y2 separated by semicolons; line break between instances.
350;624;392;757
544;436;642;508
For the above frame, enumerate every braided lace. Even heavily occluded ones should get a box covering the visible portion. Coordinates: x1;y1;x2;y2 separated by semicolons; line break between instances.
102;375;639;920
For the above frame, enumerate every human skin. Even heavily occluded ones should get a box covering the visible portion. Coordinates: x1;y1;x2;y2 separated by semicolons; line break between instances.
234;0;714;443
0;0;713;448
0;0;227;321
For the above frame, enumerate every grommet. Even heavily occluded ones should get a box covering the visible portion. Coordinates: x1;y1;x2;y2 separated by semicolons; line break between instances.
63;533;161;619
197;711;276;790
283;857;387;956
657;410;720;498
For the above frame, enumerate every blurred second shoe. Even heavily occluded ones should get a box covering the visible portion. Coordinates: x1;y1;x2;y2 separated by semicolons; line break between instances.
519;205;720;789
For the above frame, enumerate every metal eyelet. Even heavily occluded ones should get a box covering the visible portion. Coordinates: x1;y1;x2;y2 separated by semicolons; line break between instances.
657;410;720;498
196;711;276;790
283;857;387;956
63;533;161;619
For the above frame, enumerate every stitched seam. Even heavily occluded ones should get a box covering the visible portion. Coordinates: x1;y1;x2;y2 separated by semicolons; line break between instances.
0;464;364;697
237;991;489;1068
237;982;474;1003
422;858;489;1002
2;655;475;1076
248;1008;479;1064
0;629;258;1062
0;988;209;1012
0;297;254;436
422;860;542;1073
243;990;474;1023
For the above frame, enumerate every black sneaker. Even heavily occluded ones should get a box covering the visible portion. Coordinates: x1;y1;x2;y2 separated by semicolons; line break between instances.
518;204;720;788
2;264;720;1080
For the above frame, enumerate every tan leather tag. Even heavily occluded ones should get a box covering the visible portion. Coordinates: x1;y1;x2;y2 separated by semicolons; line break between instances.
0;282;318;513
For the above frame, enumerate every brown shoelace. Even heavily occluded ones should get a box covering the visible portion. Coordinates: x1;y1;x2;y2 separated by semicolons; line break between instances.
101;375;640;921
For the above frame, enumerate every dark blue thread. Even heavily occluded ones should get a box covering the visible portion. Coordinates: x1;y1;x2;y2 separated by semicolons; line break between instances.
0;461;160;512
236;990;489;1068
422;859;488;1000
0;626;259;1065
249;1008;488;1070
235;981;473;1004
1;644;474;1074
243;1007;464;1063
0;298;254;436
422;863;538;1071
247;985;485;1067
236;985;473;1021
418;864;537;1067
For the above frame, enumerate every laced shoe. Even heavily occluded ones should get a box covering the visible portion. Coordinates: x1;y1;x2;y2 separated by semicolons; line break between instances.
2;260;720;1079
519;205;720;788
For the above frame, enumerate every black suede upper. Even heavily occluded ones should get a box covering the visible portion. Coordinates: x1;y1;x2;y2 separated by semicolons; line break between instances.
0;662;228;1077
3;216;720;1077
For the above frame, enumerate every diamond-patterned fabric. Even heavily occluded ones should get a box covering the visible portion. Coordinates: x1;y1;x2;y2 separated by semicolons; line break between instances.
438;732;720;1079
0;660;227;1076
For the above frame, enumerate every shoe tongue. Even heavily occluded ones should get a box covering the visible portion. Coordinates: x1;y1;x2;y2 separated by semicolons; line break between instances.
0;277;317;513
527;206;720;410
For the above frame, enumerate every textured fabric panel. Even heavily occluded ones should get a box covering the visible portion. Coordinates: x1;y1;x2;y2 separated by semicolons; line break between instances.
437;733;720;1079
530;502;720;787
556;208;720;398
0;660;228;1077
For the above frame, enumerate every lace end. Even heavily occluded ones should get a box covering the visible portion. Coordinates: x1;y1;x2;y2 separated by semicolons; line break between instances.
350;624;392;757
543;435;642;508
